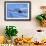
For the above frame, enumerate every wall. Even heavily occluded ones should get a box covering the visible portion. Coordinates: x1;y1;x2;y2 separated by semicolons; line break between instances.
0;0;46;41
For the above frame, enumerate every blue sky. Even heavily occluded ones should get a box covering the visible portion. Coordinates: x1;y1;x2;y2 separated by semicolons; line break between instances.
7;3;28;18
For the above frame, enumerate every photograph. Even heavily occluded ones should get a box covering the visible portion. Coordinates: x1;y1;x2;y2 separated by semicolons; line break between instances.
4;1;31;21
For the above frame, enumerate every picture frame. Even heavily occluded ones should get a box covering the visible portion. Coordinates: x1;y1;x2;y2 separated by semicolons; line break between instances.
4;1;31;21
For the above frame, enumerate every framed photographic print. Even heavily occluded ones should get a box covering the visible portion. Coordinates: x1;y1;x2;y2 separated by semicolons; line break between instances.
4;1;31;21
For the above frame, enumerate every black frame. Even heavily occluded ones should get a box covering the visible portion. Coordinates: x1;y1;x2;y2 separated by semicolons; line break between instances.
4;1;31;21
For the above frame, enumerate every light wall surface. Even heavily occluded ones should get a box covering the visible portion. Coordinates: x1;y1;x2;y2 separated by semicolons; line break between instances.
0;0;46;41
